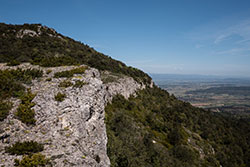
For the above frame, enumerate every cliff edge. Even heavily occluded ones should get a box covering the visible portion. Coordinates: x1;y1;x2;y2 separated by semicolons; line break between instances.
0;63;146;166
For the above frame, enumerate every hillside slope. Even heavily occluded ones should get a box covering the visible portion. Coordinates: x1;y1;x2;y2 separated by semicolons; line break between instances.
0;23;250;167
106;87;250;167
0;23;151;85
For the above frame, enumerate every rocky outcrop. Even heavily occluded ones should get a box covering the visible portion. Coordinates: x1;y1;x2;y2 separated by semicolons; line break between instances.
16;29;40;38
15;25;62;39
0;63;145;167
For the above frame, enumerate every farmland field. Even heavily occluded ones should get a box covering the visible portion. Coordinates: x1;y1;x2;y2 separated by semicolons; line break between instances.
151;74;250;118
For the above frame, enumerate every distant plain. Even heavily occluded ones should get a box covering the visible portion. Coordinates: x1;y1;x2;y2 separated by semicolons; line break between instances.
151;74;250;118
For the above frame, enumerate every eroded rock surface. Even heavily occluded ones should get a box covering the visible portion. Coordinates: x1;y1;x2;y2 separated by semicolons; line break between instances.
0;63;144;167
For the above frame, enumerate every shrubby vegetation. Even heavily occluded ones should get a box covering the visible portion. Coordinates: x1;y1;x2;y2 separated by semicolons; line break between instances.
101;72;124;84
54;67;87;78
58;80;73;88
14;153;51;167
15;90;36;125
105;86;250;167
0;68;40;124
0;23;151;85
0;69;24;99
0;101;12;121
46;69;52;74
55;92;66;102
46;78;52;81
33;56;78;67
73;80;86;88
7;60;21;66
58;79;86;88
0;68;43;99
5;141;43;155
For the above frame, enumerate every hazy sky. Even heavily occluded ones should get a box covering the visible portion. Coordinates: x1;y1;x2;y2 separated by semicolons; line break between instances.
1;0;250;76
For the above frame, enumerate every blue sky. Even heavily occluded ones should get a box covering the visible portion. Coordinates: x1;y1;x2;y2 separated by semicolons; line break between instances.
1;0;250;76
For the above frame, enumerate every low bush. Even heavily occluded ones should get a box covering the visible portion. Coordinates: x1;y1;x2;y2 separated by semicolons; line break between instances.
7;60;20;66
55;92;66;102
33;56;78;67
0;101;12;121
54;66;87;78
14;153;51;167
0;70;24;99
0;68;43;99
15;90;36;125
70;66;87;74
100;72;124;84
46;78;52;81
173;145;198;163
73;80;86;88
58;80;73;88
10;68;43;83
5;141;43;155
46;69;52;74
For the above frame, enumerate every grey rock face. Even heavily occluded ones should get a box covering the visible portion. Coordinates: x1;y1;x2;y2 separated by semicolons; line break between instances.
0;63;144;167
15;25;62;39
16;29;39;38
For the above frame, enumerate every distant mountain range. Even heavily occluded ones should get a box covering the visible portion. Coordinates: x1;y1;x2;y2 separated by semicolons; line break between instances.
150;73;250;84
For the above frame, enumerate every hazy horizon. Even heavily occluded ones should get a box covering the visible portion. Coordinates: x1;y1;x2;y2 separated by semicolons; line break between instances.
1;0;250;77
149;72;250;79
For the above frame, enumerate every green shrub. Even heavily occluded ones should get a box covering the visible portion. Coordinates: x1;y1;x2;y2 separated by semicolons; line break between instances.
7;60;20;66
46;78;52;81
73;80;86;88
5;141;43;155
55;92;66;102
173;145;198;163
101;75;117;84
100;71;126;84
46;70;52;74
14;153;51;167
0;101;12;121
0;68;43;99
70;66;87;74
54;71;72;78
10;68;43;82
58;80;73;88
54;66;87;78
0;70;25;99
33;56;78;67
15;90;36;125
168;127;189;145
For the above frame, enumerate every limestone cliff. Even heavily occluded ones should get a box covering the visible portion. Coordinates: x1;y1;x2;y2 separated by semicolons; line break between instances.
0;63;145;167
